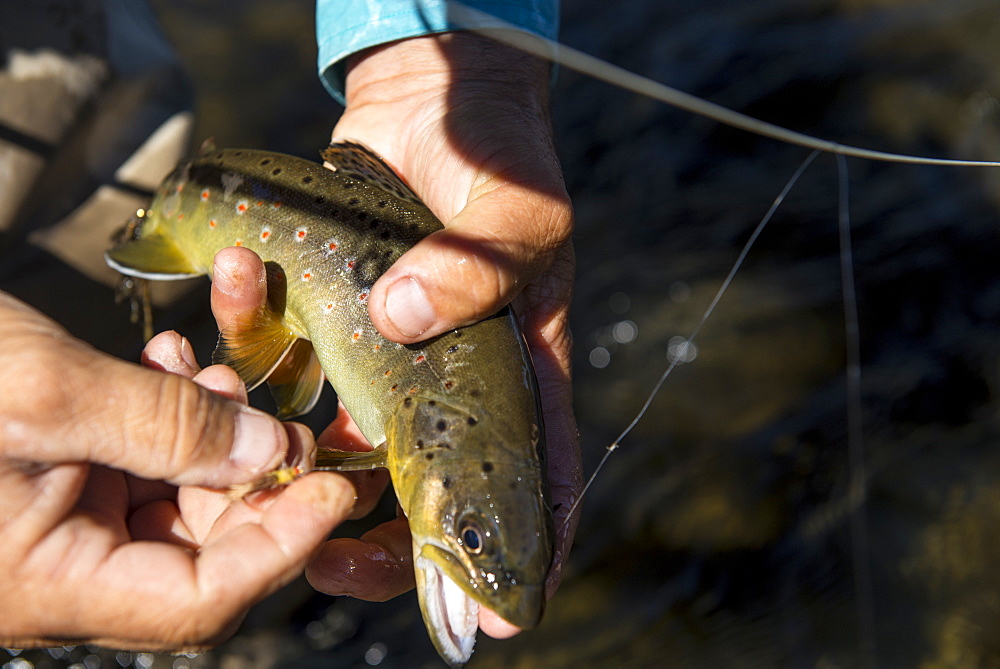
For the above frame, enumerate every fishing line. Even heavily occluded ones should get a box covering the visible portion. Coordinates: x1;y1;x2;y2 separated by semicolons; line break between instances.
450;2;1000;169
561;149;821;529
836;155;878;668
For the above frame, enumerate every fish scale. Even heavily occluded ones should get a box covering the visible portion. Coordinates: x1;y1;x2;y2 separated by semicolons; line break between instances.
105;140;553;667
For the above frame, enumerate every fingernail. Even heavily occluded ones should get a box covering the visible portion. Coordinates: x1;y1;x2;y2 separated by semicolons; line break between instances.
384;277;436;338
179;336;199;371
231;407;283;473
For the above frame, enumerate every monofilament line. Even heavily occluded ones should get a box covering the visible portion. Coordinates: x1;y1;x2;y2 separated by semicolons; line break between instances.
451;2;1000;170
836;155;877;668
561;150;821;528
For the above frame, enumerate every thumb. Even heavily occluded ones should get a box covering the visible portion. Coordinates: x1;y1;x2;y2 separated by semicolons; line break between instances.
367;181;573;343
0;296;287;488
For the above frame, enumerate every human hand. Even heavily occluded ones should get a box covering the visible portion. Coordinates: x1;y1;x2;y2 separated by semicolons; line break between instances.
0;291;353;650
307;33;582;638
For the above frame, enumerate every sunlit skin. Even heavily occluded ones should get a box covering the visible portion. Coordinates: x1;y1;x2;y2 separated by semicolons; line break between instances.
0;32;578;651
303;33;582;638
0;290;353;651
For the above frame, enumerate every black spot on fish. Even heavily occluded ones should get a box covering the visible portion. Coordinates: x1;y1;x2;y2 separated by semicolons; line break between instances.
453;331;463;338
403;397;412;408
349;197;359;206
272;168;282;175
438;442;450;449
233;151;243;156
358;212;368;221
442;477;452;489
416;439;424;449
315;195;326;204
302;176;313;184
377;200;387;208
482;462;493;473
380;231;390;239
436;420;447;432
469;389;481;398
428;400;436;406
467;416;478;426
343;181;355;189
447;345;459;354
260;159;271;166
425;453;434;460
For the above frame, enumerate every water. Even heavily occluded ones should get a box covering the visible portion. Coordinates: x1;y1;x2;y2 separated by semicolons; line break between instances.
10;0;1000;666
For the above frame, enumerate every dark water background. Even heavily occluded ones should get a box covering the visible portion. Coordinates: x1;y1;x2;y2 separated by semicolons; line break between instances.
8;0;1000;667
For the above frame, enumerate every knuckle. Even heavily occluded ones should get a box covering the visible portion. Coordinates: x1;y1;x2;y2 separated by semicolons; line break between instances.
0;345;73;455
143;373;229;475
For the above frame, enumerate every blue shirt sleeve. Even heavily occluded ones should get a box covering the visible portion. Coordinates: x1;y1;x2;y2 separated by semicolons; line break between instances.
316;0;559;104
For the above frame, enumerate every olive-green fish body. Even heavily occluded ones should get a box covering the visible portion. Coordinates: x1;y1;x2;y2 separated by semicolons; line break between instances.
106;142;552;666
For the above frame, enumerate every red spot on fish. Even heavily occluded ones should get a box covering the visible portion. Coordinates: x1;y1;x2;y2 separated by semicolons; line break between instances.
328;242;338;251
444;381;454;390
413;354;426;364
302;272;312;281
175;184;183;193
346;260;355;270
237;202;248;213
273;201;282;208
353;332;361;341
384;370;392;376
177;213;184;220
209;219;217;228
390;384;398;392
201;190;210;201
260;229;271;240
256;200;264;207
296;228;307;240
373;344;381;351
358;292;368;302
408;386;418;394
234;240;244;247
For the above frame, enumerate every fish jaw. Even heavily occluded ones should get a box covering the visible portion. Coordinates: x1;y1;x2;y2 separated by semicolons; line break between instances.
413;538;547;666
414;543;480;666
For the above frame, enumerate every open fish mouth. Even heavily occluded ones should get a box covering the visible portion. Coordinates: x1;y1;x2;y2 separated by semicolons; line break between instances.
414;551;480;666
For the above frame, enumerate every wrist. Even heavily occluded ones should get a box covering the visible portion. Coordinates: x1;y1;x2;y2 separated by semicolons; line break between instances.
344;33;550;114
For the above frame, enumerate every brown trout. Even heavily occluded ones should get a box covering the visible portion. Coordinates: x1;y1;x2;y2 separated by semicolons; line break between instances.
105;141;553;666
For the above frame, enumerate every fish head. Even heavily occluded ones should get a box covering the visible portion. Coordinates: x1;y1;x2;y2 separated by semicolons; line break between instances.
386;393;553;665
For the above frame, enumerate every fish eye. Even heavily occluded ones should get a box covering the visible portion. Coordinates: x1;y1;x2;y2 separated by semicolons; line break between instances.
457;515;489;555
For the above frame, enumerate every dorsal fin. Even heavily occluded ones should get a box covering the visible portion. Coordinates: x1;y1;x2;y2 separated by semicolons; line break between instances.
321;139;424;207
199;137;219;156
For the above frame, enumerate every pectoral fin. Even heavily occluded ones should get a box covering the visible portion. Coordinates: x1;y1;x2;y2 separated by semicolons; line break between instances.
213;306;298;391
314;442;388;471
266;339;326;420
105;233;202;279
